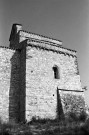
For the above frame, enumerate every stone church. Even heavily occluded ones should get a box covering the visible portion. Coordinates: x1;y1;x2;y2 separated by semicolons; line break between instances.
0;24;85;122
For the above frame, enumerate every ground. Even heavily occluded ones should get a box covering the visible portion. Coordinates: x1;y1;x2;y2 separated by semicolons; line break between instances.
0;116;89;135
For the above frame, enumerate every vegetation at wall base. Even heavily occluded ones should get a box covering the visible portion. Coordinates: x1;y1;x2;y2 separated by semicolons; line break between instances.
0;111;89;135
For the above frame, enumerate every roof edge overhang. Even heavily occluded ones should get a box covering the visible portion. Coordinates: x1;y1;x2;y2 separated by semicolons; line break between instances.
19;30;63;46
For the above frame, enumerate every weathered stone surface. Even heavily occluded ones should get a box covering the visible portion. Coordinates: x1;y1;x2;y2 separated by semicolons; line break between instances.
26;45;84;121
0;48;15;122
0;47;21;122
0;24;86;122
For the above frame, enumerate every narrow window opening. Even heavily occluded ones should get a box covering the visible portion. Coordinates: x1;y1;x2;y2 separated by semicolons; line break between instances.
53;66;60;79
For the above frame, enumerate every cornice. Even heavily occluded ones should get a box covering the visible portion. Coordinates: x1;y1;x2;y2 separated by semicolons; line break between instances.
19;30;62;46
19;30;76;53
27;39;77;57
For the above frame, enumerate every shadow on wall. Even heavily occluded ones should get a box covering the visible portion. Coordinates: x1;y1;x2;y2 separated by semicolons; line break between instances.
8;42;64;122
57;87;64;120
9;47;26;123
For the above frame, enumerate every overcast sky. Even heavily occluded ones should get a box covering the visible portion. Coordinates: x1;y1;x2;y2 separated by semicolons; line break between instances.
0;0;89;106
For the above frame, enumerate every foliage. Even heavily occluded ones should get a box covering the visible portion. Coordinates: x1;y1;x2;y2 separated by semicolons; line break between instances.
0;116;89;135
62;93;85;114
0;119;32;135
79;110;88;122
65;110;88;122
29;116;59;124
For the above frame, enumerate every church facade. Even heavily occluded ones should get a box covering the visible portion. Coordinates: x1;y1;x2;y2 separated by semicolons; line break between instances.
0;24;85;122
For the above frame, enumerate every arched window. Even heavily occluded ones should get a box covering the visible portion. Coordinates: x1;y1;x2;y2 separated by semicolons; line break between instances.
53;65;60;79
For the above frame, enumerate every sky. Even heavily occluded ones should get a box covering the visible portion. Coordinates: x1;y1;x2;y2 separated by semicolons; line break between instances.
0;0;89;106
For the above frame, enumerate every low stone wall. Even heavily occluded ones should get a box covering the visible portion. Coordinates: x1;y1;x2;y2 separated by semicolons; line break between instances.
58;90;85;115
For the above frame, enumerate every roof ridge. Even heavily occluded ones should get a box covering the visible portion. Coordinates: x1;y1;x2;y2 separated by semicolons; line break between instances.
20;30;62;44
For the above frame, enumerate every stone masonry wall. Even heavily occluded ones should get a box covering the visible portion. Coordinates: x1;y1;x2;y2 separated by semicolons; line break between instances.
0;24;85;122
26;45;83;121
0;48;15;122
0;47;21;122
